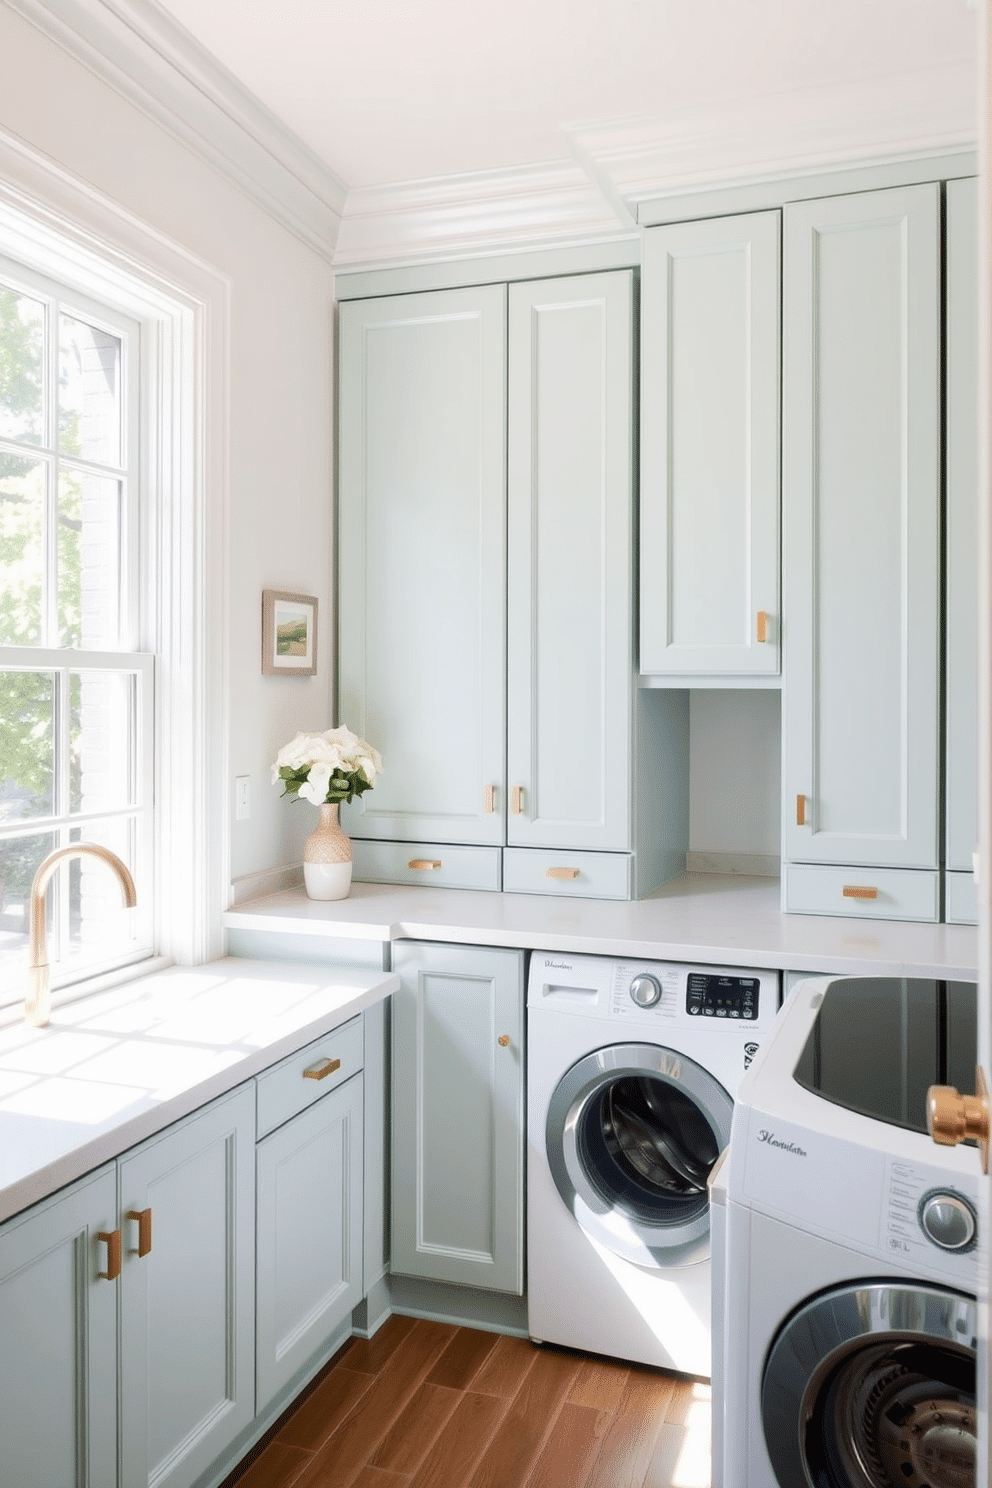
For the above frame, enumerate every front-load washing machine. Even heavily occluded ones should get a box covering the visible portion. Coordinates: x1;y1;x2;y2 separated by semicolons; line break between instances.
714;973;981;1488
527;950;779;1376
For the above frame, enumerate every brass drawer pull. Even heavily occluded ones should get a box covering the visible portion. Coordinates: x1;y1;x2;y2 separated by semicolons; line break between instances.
546;867;579;881
97;1228;121;1281
796;794;806;827
127;1207;152;1258
510;786;523;815
484;785;495;814
303;1057;341;1081
408;858;441;871
842;885;878;901
756;610;768;643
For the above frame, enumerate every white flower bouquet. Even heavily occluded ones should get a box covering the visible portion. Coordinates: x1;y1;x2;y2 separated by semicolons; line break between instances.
271;726;382;806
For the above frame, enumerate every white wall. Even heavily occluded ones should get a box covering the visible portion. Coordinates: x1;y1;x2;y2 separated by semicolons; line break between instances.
0;3;335;886
688;690;781;861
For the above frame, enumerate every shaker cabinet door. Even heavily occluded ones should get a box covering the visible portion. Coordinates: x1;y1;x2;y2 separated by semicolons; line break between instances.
338;287;507;846
639;211;781;676
506;270;634;851
0;1165;118;1488
391;941;524;1294
783;183;940;875
119;1086;255;1488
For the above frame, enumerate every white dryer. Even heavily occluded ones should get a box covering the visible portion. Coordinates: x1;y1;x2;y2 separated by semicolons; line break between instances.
527;950;779;1376
714;974;981;1488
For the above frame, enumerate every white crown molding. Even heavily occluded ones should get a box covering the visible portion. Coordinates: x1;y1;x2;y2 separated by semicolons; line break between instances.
335;158;630;269
6;0;347;259
571;65;978;208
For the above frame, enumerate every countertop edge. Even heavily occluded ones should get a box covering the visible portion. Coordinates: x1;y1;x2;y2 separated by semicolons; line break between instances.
0;961;399;1225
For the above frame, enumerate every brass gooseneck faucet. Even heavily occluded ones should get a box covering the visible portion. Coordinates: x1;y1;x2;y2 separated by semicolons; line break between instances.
26;844;137;1027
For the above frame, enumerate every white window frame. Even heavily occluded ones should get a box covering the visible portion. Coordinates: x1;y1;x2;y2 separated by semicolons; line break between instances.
0;128;230;1011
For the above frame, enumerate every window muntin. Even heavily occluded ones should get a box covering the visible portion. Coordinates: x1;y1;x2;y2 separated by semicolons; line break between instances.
0;258;153;1010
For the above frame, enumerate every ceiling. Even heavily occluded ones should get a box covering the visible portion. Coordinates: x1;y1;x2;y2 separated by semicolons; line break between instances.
150;0;977;194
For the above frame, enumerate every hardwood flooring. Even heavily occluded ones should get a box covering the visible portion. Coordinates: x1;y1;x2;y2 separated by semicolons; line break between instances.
220;1318;711;1488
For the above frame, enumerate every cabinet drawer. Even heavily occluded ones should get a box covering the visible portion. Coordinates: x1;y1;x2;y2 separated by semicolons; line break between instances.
783;864;939;923
352;839;502;891
945;870;978;926
256;1017;364;1139
502;848;632;900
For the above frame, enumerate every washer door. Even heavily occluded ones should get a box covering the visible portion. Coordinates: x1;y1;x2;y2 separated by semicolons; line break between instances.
544;1041;733;1267
762;1282;977;1488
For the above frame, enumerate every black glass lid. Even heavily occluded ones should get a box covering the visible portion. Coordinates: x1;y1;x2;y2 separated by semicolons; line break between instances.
792;978;977;1136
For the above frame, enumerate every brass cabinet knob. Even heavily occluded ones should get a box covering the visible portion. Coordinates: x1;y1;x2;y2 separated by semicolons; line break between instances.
927;1068;990;1173
498;1034;510;1048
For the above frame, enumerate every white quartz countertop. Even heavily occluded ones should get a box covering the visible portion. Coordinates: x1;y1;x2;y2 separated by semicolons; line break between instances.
224;874;979;980
0;957;398;1223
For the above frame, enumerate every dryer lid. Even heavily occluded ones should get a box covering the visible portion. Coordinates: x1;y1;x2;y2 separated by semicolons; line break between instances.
792;978;977;1137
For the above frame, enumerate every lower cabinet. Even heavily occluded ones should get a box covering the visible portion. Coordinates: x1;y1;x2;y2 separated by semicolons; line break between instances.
256;1073;364;1411
0;1164;118;1488
119;1086;256;1488
391;940;524;1294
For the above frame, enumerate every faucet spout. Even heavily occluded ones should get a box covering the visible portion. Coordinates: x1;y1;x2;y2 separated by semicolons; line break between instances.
26;845;137;1027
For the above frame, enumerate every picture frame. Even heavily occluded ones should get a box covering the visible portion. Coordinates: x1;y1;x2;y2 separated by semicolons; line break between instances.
261;589;318;676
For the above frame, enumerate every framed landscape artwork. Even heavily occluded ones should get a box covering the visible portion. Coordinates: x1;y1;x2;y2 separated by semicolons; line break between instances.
262;589;318;676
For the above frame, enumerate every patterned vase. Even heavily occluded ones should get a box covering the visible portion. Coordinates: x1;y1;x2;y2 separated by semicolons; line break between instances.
303;802;353;900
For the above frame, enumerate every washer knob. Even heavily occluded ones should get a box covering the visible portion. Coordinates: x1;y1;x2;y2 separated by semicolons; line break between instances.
629;974;662;1008
919;1191;976;1252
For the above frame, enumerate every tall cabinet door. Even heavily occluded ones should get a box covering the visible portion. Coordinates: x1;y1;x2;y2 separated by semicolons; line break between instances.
640;212;781;676
338;287;507;846
945;177;979;924
391;941;524;1294
119;1086;255;1488
783;184;940;877
0;1166;118;1488
506;271;633;851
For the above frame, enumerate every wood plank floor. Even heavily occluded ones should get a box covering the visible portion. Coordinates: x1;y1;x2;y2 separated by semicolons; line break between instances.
220;1318;711;1488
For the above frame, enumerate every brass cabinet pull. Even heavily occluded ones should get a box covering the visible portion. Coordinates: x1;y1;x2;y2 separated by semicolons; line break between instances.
408;858;441;871
756;610;768;643
483;785;495;814
842;885;877;900
498;1034;510;1048
303;1057;341;1081
796;794;806;827
510;786;523;815
546;867;579;881
127;1208;152;1258
97;1229;121;1281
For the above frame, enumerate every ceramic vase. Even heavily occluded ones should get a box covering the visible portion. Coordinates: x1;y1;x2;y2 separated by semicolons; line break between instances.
303;801;353;900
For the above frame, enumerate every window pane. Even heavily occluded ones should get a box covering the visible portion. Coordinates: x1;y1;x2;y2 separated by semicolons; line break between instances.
70;670;136;813
58;470;121;648
0;670;55;819
59;315;121;467
66;818;135;973
0;453;46;645
0;829;56;1003
0;285;44;445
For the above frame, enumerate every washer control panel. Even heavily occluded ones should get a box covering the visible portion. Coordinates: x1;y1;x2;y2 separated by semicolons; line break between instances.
918;1189;977;1252
686;973;760;1021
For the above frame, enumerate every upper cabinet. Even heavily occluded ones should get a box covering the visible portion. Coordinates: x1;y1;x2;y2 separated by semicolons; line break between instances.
782;184;942;920
945;177;979;925
338;286;507;851
639;211;781;679
339;271;689;900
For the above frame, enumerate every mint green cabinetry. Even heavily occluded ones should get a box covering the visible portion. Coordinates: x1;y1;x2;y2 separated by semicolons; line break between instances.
390;941;524;1294
782;184;941;917
639;211;781;678
945;177;979;925
0;1165;118;1488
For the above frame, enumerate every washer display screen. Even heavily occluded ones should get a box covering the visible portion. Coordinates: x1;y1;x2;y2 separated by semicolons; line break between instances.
686;974;760;1020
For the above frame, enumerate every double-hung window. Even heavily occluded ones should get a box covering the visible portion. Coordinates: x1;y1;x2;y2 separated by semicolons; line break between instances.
0;258;154;1011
